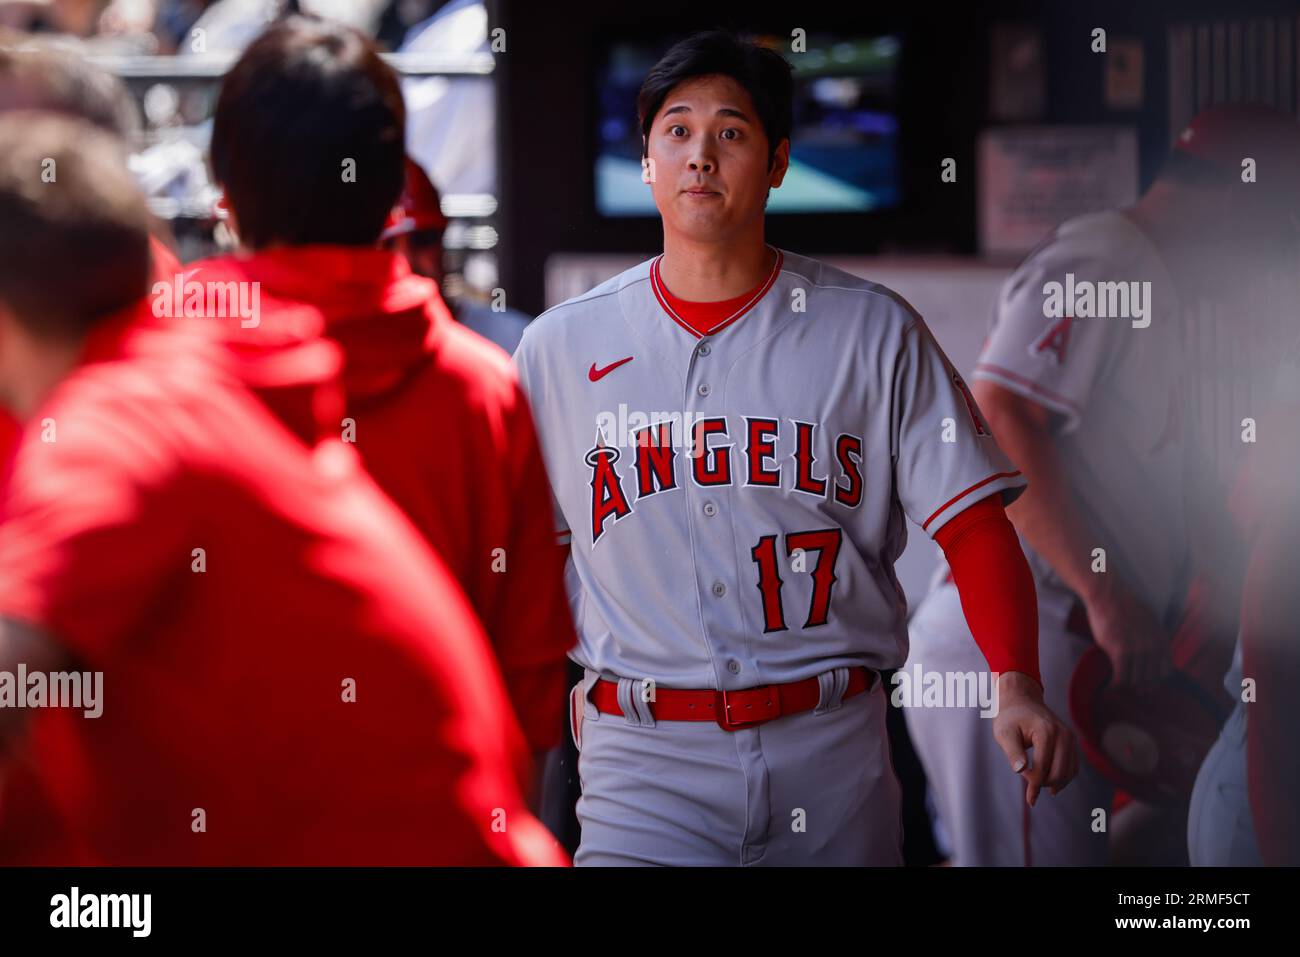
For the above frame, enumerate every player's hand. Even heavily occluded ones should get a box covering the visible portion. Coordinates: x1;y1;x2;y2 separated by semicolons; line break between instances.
991;671;1079;807
1083;582;1171;686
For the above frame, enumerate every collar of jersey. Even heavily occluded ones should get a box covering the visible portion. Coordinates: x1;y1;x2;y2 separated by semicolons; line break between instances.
649;245;784;340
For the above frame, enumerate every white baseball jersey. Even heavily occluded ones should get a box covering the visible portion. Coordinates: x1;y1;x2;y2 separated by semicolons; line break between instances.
972;210;1191;621
909;210;1208;866
514;247;1026;689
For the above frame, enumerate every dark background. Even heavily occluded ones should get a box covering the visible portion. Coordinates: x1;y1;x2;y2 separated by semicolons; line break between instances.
494;0;1300;316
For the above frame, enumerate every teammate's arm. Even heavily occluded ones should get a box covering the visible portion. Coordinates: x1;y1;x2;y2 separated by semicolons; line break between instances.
971;379;1170;686
498;399;576;752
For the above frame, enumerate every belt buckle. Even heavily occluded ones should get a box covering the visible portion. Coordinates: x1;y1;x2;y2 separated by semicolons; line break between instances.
715;686;778;731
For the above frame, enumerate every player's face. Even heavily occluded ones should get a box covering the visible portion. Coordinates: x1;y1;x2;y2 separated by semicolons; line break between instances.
645;75;789;244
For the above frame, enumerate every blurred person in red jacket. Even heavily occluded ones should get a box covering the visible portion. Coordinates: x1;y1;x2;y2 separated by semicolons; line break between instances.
190;15;575;773
0;35;183;468
0;111;566;866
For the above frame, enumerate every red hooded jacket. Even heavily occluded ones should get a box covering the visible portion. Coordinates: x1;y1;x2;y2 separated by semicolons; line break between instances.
189;247;575;753
0;302;564;865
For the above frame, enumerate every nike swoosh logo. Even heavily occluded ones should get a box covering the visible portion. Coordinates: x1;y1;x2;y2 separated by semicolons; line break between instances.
588;356;634;381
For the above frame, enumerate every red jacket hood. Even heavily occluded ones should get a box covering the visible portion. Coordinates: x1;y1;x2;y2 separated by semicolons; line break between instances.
190;246;446;404
151;253;345;447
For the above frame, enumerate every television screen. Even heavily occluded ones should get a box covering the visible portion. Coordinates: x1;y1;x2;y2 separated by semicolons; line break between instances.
594;33;902;217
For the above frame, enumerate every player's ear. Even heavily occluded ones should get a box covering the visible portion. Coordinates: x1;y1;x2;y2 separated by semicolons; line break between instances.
768;138;790;189
214;191;242;245
640;137;655;185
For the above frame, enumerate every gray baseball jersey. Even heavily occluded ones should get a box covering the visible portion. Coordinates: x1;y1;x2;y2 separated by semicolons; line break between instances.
909;210;1192;865
972;210;1190;620
513;247;1025;689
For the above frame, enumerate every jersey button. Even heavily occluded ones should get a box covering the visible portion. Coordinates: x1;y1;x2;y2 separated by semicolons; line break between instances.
711;581;726;597
702;502;717;517
697;383;711;397
697;344;711;357
726;659;741;675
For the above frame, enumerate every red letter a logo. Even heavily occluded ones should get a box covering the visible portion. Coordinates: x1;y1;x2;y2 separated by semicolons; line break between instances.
1031;315;1073;365
586;441;632;543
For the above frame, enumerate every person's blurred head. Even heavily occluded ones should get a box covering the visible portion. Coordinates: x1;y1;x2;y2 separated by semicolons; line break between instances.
210;15;406;250
636;31;792;245
0;112;152;414
381;155;448;283
0;33;141;138
1142;103;1300;284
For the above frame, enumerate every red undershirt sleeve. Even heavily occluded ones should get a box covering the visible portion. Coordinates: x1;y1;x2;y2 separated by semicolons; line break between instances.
932;494;1042;686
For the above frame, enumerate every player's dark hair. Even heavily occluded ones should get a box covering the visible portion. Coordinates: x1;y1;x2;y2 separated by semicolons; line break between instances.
0;113;151;339
210;15;405;249
636;30;793;166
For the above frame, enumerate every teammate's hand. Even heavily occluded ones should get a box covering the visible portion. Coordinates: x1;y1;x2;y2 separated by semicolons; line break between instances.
1083;583;1171;686
991;671;1079;807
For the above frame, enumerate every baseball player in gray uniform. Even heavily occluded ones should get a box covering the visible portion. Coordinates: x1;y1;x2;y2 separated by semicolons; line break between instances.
905;208;1185;866
908;105;1300;866
514;31;1076;866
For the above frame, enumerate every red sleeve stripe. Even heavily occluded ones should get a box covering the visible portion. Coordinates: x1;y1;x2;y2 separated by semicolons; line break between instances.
921;470;1023;531
972;362;1083;418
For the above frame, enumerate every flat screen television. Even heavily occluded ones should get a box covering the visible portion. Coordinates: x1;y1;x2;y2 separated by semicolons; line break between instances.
594;33;903;217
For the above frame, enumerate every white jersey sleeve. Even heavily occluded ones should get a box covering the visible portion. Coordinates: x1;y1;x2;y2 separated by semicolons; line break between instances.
973;224;1123;434
891;310;1026;537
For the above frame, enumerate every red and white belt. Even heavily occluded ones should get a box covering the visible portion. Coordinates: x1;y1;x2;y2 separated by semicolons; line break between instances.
590;667;875;731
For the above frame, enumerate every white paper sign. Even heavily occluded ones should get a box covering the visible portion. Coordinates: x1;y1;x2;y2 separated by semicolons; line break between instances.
978;126;1139;256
